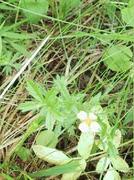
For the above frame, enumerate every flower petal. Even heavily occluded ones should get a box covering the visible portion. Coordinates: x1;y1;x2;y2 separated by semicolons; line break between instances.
79;122;90;133
90;121;101;132
88;112;97;121
77;111;88;121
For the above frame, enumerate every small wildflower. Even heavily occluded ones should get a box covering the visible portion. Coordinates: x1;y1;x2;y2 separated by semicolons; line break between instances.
77;111;101;133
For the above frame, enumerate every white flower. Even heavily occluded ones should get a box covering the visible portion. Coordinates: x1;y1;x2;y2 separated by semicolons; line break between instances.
77;111;88;121
77;111;101;133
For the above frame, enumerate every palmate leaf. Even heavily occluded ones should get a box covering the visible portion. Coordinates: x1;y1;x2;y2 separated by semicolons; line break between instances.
20;0;49;23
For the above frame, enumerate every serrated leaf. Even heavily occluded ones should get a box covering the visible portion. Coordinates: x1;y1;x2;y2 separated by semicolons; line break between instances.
77;132;94;159
61;159;86;180
103;45;132;72
36;130;58;148
45;112;56;130
18;101;42;112
96;157;110;173
32;145;70;165
9;41;29;57
21;0;49;23
103;168;121;180
110;156;129;172
121;6;134;27
26;80;45;102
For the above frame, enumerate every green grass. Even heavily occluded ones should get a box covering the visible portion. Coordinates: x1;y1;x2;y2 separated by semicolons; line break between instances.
0;0;133;179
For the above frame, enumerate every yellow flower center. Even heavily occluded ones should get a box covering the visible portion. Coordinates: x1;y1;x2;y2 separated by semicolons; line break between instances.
85;117;92;126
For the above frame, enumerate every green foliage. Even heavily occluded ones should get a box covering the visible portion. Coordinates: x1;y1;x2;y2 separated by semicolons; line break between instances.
32;145;70;165
124;107;134;125
103;168;121;180
128;0;134;7
102;0;116;20
103;45;133;72
20;0;49;23
77;132;94;160
58;0;81;19
0;36;2;56
16;146;31;161
0;21;34;75
0;1;133;179
30;159;82;178
110;156;129;173
35;130;58;148
96;157;110;173
0;51;20;75
26;80;45;102
121;1;134;27
61;159;86;180
19;77;85;134
0;173;14;180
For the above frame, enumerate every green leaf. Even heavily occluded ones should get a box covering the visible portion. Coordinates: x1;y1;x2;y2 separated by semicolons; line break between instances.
110;156;129;172
21;0;49;23
8;41;30;57
128;0;134;7
124;107;134;125
1;32;34;39
0;36;2;56
29;159;80;178
103;168;121;180
112;129;121;148
77;132;94;159
103;45;132;72
16;146;31;161
0;173;14;180
103;1;116;20
96;157;110;173
54;76;69;98
26;80;45;102
36;130;58;148
59;0;81;19
61;159;86;180
18;101;42;112
121;6;134;27
32;145;70;165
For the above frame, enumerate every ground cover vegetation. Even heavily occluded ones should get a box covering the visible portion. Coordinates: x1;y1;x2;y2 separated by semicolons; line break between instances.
0;0;133;179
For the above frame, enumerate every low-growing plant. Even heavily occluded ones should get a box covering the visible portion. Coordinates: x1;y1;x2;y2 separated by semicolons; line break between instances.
18;76;130;179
